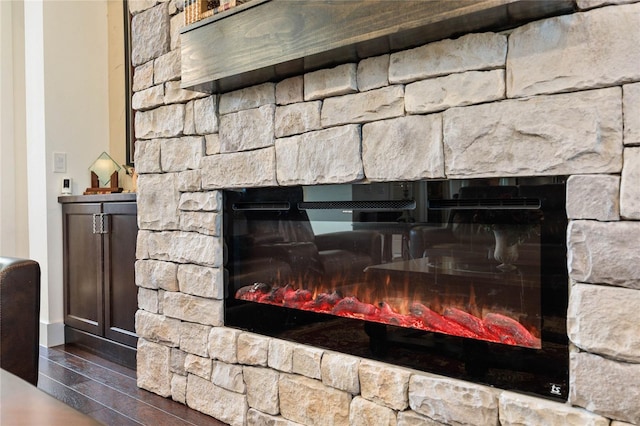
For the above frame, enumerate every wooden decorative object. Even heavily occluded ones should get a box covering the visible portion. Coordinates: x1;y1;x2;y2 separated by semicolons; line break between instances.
185;0;249;25
85;171;122;195
84;152;123;194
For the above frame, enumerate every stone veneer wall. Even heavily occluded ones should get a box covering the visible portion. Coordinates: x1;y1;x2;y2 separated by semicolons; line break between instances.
129;1;640;425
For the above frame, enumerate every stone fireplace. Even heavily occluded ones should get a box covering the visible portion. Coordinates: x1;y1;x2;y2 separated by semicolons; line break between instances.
131;1;640;425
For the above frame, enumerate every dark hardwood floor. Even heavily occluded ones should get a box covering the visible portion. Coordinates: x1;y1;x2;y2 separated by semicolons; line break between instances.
38;344;227;425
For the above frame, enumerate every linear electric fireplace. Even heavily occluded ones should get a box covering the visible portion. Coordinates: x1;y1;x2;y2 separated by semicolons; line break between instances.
224;177;568;399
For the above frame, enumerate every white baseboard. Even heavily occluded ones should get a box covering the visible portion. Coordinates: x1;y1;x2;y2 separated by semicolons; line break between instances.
39;321;65;347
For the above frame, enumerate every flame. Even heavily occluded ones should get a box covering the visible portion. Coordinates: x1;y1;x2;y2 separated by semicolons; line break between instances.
235;269;542;349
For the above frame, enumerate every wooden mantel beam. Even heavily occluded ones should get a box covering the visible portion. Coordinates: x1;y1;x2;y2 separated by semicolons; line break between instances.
180;0;575;94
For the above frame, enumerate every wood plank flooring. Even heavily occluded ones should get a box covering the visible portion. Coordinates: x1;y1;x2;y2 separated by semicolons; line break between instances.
38;345;227;425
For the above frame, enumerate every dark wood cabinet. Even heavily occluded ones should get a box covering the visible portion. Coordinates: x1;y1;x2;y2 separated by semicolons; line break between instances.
60;194;137;366
63;202;102;336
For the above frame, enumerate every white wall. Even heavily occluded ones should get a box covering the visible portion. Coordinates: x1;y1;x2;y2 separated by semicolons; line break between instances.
16;0;111;346
0;0;17;254
43;0;111;194
107;0;127;169
1;0;29;258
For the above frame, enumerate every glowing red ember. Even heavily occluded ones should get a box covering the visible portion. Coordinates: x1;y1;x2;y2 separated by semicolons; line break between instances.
409;303;477;338
483;313;541;347
235;283;540;349
443;307;501;342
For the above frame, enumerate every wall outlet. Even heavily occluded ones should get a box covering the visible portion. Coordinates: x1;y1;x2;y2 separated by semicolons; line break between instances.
53;152;67;173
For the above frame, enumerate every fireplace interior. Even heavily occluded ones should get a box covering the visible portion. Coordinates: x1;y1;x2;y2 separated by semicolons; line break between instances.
224;177;569;399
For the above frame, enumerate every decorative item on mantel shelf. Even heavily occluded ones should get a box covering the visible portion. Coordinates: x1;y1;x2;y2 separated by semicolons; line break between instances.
185;0;251;25
474;208;542;271
84;152;123;195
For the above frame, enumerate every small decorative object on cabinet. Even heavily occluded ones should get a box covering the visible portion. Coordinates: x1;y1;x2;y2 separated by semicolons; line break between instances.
59;193;137;368
84;152;123;195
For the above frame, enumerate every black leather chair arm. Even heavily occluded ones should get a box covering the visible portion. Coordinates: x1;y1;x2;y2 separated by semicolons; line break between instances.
0;257;41;386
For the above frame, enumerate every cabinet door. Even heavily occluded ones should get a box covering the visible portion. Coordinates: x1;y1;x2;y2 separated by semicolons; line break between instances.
103;202;138;347
62;203;103;335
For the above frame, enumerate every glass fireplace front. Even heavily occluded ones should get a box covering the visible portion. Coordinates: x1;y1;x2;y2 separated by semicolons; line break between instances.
224;178;568;399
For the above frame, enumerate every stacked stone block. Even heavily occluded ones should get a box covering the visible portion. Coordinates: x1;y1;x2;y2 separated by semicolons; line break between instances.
131;0;640;424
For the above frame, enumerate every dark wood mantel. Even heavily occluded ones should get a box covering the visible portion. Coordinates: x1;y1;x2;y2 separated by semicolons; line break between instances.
180;0;575;94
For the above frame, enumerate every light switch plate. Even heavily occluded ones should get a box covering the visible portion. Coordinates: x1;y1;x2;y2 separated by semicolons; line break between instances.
53;152;67;173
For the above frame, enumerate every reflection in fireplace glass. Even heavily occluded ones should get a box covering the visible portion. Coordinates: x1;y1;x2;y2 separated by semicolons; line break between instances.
224;178;569;399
